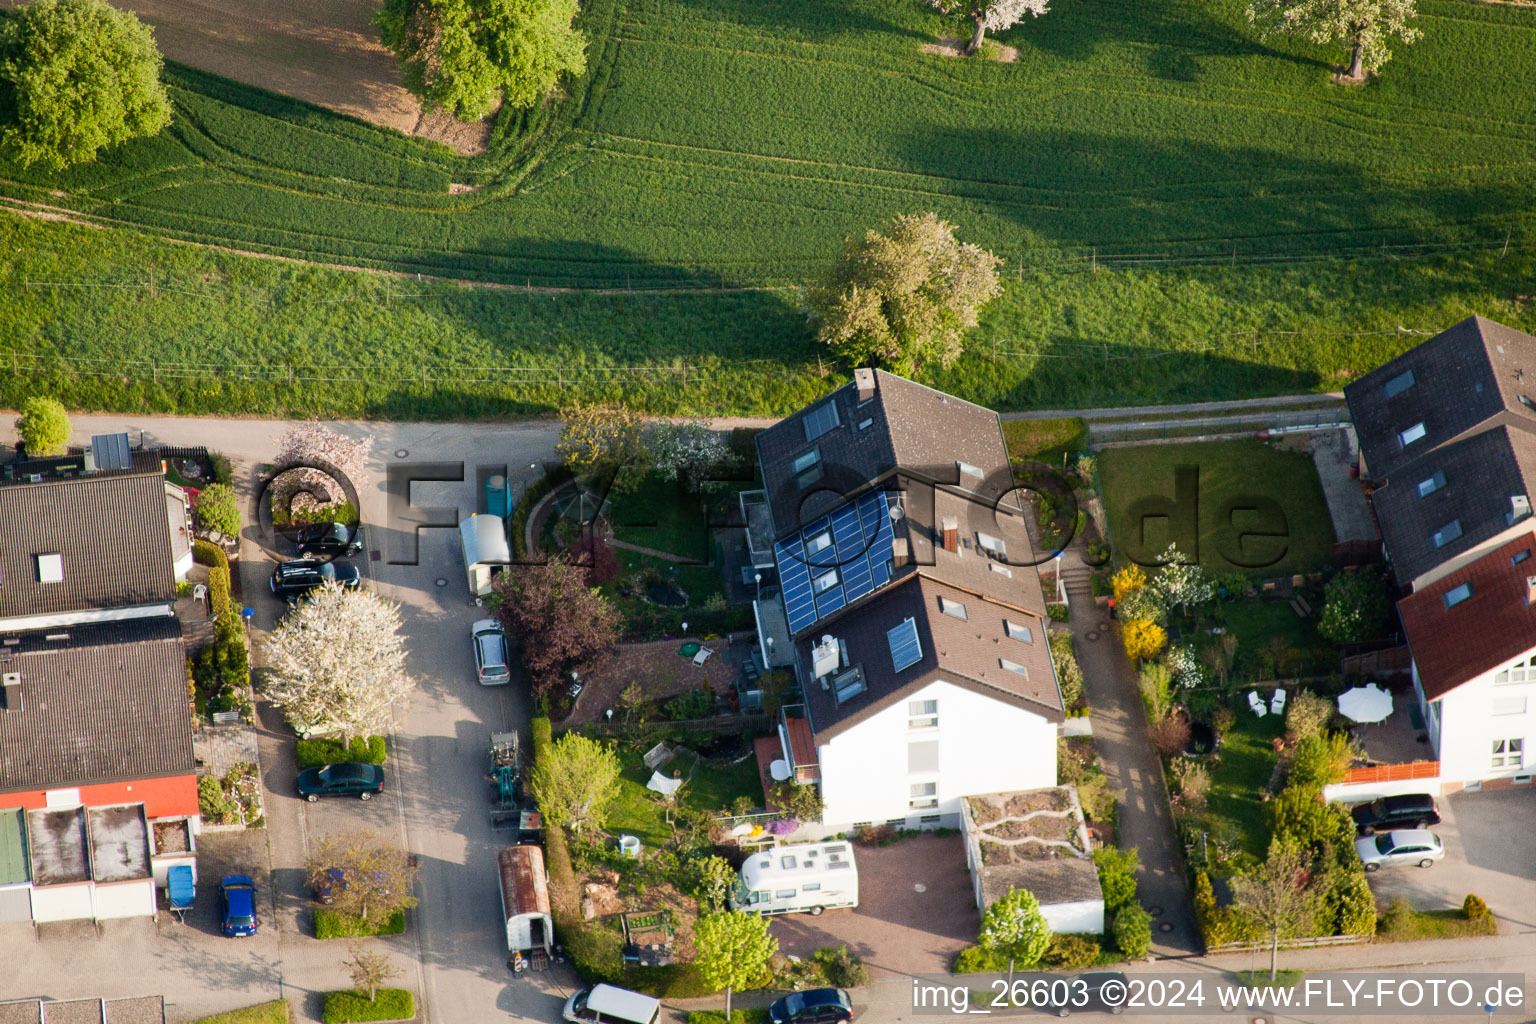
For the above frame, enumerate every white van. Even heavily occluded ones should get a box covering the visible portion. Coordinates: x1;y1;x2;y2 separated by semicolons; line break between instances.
730;840;859;916
561;984;661;1024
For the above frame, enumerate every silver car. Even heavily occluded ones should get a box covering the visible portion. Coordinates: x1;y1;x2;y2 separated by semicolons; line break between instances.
472;619;510;686
1355;829;1445;871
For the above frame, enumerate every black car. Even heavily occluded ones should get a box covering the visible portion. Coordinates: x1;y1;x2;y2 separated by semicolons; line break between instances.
769;988;853;1024
1350;793;1440;835
270;559;361;600
281;521;363;559
296;762;385;802
1046;972;1128;1016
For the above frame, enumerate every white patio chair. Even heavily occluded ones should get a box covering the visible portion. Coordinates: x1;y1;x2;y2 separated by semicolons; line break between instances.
1248;691;1267;717
1270;688;1287;716
192;583;208;608
692;647;714;667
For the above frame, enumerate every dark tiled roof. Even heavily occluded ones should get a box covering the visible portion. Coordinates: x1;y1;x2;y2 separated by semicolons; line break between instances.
757;370;1014;535
1344;316;1536;482
0;470;177;620
901;488;1047;618
1368;425;1536;586
800;576;1061;740
1398;535;1536;700
0;617;194;793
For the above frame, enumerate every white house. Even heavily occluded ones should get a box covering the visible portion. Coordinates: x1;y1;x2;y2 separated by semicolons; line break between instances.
750;370;1065;831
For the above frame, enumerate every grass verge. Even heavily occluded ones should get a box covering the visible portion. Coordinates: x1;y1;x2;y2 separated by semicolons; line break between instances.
313;908;407;939
188;1002;290;1024
1375;908;1499;942
687;1011;770;1024
1233;970;1304;989
321;989;413;1024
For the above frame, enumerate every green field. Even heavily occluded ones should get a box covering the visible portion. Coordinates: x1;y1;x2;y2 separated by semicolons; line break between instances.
7;213;1536;418
0;0;1534;288
1097;439;1335;574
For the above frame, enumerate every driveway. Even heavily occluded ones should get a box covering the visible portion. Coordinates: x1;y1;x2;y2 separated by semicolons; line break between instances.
1364;788;1536;932
768;834;978;979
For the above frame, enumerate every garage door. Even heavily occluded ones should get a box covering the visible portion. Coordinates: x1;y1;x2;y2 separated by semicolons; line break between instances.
93;879;155;920
0;884;31;922
31;884;92;922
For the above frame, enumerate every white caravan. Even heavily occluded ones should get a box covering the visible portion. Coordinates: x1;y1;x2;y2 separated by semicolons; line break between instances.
730;841;858;916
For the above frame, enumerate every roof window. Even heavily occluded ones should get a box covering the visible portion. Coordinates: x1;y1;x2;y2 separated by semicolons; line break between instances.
999;658;1028;677
1398;422;1427;447
957;461;983;479
802;402;841;442
35;554;62;584
938;596;967;620
793;447;823;487
1444;582;1472;608
1005;620;1034;643
1383;370;1415;398
1416;470;1446;498
1431;520;1463;549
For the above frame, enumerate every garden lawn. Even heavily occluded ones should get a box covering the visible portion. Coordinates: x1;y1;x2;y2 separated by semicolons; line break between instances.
1002;418;1089;464
1204;711;1285;862
603;549;754;641
610;472;713;562
1212;597;1329;680
1098;439;1334;575
606;745;764;847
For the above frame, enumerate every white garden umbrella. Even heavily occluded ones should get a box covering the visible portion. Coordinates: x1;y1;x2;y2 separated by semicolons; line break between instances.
1338;684;1393;723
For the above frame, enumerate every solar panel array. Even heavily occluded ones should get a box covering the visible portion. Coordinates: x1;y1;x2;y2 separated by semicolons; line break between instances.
887;617;923;673
776;491;896;636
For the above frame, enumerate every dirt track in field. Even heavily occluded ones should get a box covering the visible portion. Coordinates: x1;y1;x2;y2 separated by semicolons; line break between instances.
1;0;490;153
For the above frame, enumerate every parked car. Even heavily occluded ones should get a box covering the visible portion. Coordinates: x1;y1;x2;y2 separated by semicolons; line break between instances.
1355;829;1445;870
219;875;258;937
473;619;511;686
296;762;385;802
270;558;361;600
1044;971;1128;1016
769;988;854;1024
1350;793;1440;835
281;520;363;558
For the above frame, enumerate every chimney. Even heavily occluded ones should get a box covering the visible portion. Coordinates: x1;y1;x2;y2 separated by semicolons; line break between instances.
2;673;20;713
891;537;909;567
1513;494;1531;523
812;635;840;679
854;367;876;404
940;516;959;553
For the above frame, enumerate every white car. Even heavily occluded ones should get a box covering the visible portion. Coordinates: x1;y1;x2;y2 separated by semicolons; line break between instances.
1355;829;1445;871
472;619;511;686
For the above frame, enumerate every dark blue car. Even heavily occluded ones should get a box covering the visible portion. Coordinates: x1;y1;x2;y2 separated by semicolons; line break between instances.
220;875;258;937
769;988;853;1024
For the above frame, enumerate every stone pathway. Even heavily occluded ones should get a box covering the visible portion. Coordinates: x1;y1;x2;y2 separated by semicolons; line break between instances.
1059;548;1201;957
193;722;260;779
1310;426;1377;543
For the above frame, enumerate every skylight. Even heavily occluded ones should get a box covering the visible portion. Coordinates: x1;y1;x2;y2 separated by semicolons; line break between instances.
793;447;823;487
802;401;841;442
1416;470;1446;498
939;596;967;620
1383;369;1415;398
1444;582;1472;608
35;554;62;584
1005;620;1034;643
888;617;923;673
1431;520;1463;549
1399;422;1427;447
999;658;1028;677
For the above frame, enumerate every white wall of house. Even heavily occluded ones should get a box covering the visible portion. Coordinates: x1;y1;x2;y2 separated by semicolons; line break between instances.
92;879;155;920
817;679;1056;829
1042;899;1105;937
1419;650;1536;786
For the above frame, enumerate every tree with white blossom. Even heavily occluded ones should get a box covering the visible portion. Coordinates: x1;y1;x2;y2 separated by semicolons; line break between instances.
648;421;731;492
930;0;1053;55
262;583;413;741
270;421;373;521
1247;0;1419;81
1152;543;1212;616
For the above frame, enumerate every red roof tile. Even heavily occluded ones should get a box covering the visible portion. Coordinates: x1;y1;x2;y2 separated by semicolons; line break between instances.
1398;534;1536;700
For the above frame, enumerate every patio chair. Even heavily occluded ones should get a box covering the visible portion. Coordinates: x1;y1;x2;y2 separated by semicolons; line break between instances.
693;647;714;667
1270;688;1287;716
192;583;208;607
1248;691;1267;717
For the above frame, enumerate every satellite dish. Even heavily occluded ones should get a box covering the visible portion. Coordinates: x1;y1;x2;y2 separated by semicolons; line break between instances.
769;759;792;782
888;503;904;521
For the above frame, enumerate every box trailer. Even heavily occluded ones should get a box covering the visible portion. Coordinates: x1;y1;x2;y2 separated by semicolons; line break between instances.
730;841;858;916
498;845;553;973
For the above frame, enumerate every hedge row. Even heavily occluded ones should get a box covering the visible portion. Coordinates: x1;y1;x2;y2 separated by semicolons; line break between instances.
297;735;387;770
314;907;406;940
192;538;235;621
321;989;413;1024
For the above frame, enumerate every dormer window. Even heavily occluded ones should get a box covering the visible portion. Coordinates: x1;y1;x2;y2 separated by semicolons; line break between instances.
1398;422;1427;447
1383;370;1415;398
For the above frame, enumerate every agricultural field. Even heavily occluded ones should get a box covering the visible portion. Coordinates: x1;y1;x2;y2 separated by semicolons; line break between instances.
5;215;1536;418
0;0;1533;290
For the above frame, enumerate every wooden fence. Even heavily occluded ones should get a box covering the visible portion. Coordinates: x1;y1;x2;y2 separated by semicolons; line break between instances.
1342;760;1439;785
1205;932;1371;955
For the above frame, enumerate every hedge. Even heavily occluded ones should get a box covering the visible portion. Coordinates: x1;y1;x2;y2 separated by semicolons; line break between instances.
193;539;235;621
314;907;406;939
297;735;387;770
187;1001;290;1024
321;989;413;1024
687;1012;770;1024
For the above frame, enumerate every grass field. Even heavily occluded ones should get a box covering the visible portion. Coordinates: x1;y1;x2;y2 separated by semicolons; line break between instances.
0;0;1533;288
8;214;1536;419
1097;439;1335;574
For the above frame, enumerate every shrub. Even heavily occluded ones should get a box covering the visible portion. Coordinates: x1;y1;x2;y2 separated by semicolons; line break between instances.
1168;758;1211;811
1328;871;1377;936
1112;904;1152;959
1380;897;1414;934
15;396;71;455
771;779;824;823
321;989;413;1024
1137;662;1174;724
192;538;229;570
198;774;236;824
314;908;406;939
297;736;387;770
1318;568;1390;643
852;823;896;846
1121;618;1167;661
664;688;714;721
1149;714;1191;758
1047;604;1070;623
1266;786;1354;858
1117;583;1165;626
1463;894;1490;921
812;944;869;987
1042;932;1101;969
953;945;1006;973
1111;564;1146;602
1286;732;1355;793
1093;846;1140;914
686;1011;771;1024
563;918;624;982
1048;630;1084;708
195;482;242;537
1284;689;1332;743
208;451;235;486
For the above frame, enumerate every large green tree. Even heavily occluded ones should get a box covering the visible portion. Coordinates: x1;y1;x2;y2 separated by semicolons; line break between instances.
694;911;777;1022
978;886;1051;983
14;395;70;455
0;0;170;170
528;732;620;839
376;0;586;121
1247;0;1420;80
805;212;1001;375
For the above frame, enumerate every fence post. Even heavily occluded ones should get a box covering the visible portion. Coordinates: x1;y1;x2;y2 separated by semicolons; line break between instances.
1503;228;1512;259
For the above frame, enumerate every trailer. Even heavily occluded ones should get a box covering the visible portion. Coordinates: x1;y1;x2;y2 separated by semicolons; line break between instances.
498;845;553;973
730;841;858;917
